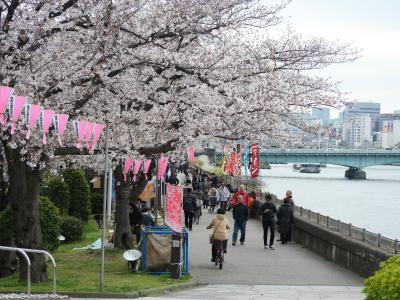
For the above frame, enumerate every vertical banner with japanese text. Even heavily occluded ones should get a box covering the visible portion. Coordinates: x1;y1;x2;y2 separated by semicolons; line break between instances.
165;183;182;233
250;143;259;178
187;145;195;161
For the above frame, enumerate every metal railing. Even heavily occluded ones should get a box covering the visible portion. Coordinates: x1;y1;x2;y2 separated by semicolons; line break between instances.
0;246;57;295
271;197;399;254
261;148;400;154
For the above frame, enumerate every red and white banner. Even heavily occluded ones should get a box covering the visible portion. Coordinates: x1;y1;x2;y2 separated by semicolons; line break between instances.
187;145;195;161
165;183;182;233
250;143;259;178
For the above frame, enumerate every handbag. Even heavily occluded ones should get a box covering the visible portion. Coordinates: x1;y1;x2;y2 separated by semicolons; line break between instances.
209;220;223;244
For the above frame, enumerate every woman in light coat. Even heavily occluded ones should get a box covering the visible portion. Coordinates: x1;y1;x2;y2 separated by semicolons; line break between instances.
207;208;230;262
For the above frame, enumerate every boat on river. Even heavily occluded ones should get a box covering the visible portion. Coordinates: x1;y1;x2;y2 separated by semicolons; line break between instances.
293;163;321;173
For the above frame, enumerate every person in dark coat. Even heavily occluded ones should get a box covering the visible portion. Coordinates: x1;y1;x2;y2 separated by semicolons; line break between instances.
259;193;278;249
129;203;143;245
277;197;294;244
183;188;197;231
141;207;155;226
168;171;179;185
232;195;248;246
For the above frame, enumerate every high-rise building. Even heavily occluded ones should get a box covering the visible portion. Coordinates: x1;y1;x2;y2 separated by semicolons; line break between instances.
343;114;372;148
381;120;400;148
312;107;330;125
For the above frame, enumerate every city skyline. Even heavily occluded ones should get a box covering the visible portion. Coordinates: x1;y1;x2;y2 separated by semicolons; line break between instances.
278;0;400;116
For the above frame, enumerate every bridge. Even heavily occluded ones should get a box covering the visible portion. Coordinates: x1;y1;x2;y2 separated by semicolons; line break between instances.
260;149;400;179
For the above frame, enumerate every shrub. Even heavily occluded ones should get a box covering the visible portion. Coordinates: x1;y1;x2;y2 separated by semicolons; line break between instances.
60;216;83;242
364;256;400;300
62;169;91;221
39;196;61;252
41;175;71;215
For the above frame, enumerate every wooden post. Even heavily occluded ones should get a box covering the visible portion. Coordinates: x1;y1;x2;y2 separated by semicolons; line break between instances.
170;234;182;279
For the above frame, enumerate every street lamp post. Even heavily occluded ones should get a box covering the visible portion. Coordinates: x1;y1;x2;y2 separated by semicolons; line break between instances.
100;123;109;293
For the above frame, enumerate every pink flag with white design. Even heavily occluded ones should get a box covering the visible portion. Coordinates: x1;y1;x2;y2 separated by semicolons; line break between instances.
90;123;105;150
26;104;41;139
123;158;133;182
143;159;152;179
11;96;25;134
40;109;54;144
157;157;169;180
76;120;88;148
55;114;69;146
0;86;13;125
85;121;95;148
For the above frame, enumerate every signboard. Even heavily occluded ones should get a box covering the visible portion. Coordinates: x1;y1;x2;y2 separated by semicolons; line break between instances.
165;183;182;233
250;143;259;178
187;145;195;161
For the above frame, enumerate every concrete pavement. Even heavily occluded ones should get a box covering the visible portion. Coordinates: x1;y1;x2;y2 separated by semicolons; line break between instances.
187;208;364;285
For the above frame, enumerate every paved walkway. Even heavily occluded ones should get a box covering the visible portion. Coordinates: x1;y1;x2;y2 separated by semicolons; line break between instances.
143;285;364;300
188;208;363;285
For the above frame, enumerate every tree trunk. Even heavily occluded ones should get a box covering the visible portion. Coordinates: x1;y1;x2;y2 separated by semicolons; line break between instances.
114;163;133;249
4;147;47;282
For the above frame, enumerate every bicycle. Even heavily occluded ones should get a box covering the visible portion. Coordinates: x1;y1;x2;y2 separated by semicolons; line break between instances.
213;240;224;270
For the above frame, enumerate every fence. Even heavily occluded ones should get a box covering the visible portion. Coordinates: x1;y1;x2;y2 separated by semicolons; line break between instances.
270;197;398;254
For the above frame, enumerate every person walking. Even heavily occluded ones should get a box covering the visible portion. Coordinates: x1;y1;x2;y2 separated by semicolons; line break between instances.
285;190;295;241
232;195;248;246
207;208;231;262
230;184;250;207
277;197;294;244
183;188;197;231
259;193;277;249
167;170;180;185
208;186;218;213
218;183;230;211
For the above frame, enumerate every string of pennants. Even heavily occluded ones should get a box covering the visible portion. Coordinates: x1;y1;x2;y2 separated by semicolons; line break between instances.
123;157;169;182
0;86;104;149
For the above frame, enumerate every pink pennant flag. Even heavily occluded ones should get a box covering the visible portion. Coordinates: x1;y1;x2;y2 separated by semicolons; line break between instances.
157;157;169;180
76;120;88;148
41;109;54;144
90;123;105;150
11;96;25;134
85;121;95;148
123;158;133;182
26;104;41;139
0;86;13;125
133;159;142;181
143;159;152;179
56;114;69;146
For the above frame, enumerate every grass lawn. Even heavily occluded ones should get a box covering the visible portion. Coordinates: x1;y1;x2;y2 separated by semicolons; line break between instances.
0;219;190;294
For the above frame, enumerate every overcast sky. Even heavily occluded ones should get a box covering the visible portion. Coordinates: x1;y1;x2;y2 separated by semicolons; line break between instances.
275;0;400;115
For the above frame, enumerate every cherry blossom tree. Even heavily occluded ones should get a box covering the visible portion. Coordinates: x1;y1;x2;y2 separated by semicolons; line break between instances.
0;0;357;281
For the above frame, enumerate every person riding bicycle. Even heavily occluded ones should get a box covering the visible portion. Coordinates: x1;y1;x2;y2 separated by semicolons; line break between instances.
208;186;218;213
207;208;230;263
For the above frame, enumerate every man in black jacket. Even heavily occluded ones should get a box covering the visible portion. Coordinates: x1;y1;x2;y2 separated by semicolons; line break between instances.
232;195;248;246
259;193;278;249
183;188;197;231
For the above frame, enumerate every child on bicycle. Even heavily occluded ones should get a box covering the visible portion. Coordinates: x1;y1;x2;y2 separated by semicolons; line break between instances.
207;208;230;262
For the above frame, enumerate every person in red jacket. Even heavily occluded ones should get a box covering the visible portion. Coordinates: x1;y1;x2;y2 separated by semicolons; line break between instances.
230;184;250;207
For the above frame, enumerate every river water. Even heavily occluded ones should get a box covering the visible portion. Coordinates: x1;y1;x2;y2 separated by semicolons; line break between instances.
260;165;400;240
